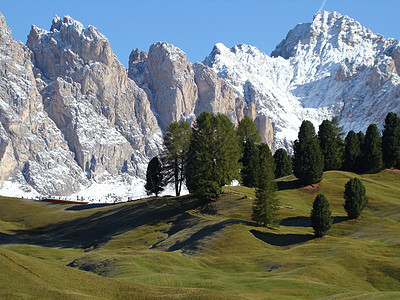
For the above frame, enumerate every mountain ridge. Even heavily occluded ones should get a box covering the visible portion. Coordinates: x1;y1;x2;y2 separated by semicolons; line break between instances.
205;11;400;148
0;10;399;201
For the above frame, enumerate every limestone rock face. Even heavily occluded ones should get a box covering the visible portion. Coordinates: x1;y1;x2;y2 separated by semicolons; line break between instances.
368;57;397;91
27;15;163;180
391;45;400;75
0;12;88;195
192;62;237;123
129;42;198;130
129;42;274;147
27;15;113;78
254;115;275;151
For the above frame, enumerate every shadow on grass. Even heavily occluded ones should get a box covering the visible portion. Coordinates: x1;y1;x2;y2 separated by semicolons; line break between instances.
277;179;302;191
333;216;349;224
280;217;312;227
3;195;203;249
0;233;12;243
66;203;117;211
151;212;253;253
250;230;314;246
280;216;349;227
167;219;249;252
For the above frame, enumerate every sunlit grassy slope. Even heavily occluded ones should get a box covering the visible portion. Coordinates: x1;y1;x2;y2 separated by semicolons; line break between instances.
1;170;399;299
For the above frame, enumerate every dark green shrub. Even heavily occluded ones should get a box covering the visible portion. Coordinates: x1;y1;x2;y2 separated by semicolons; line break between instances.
310;193;333;238
344;178;368;219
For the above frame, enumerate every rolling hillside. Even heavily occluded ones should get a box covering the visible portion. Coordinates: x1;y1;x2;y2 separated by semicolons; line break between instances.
1;170;400;299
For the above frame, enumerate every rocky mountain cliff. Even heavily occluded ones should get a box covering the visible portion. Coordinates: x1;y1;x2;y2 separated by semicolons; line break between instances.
0;11;399;201
0;13;88;196
205;11;400;150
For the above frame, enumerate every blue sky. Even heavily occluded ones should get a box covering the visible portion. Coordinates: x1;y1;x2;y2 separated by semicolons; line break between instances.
2;0;400;66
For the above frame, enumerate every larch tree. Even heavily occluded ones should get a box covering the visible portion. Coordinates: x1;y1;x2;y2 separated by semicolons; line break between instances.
237;115;261;146
185;111;240;200
162;121;191;196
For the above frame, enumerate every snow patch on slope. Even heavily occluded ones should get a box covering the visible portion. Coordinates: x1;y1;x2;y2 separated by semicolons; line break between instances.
0;173;188;203
204;43;336;150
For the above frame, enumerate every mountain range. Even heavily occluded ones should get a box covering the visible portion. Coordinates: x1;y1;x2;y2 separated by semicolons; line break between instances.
0;11;399;201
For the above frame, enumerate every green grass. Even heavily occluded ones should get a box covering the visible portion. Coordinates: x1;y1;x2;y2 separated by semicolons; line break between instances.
1;170;400;299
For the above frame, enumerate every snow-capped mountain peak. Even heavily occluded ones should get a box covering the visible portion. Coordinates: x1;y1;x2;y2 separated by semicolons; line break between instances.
205;11;400;151
272;11;383;60
0;10;399;201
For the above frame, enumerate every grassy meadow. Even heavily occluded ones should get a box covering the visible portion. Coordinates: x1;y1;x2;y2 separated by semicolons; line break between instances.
0;170;400;299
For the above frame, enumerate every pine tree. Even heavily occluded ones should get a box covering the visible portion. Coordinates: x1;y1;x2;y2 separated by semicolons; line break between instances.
293;120;324;185
186;112;240;200
237;116;262;187
252;143;279;226
342;130;361;172
241;140;260;187
331;117;345;140
310;193;333;238
257;143;276;188
362;124;383;173
318;119;343;170
145;157;164;197
343;178;368;219
382;112;400;169
252;188;279;227
162;121;191;196
273;148;292;178
356;131;366;173
357;131;365;147
237;115;261;146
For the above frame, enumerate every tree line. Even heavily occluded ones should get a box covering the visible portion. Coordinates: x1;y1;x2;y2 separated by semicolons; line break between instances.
293;112;400;186
145;112;281;227
145;111;400;229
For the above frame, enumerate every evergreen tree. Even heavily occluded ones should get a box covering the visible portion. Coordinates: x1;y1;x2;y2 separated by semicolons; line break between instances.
362;124;383;173
237;116;262;187
357;131;365;147
241;140;260;187
273;148;292;178
342;130;361;172
252;143;279;226
382;112;400;169
162;121;191;196
186;112;240;200
293;120;324;185
252;188;280;227
310;193;333;238
318;119;343;170
356;131;366;173
343;178;368;219
331;117;345;140
237;115;261;146
145;157;164;197
257;143;276;188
